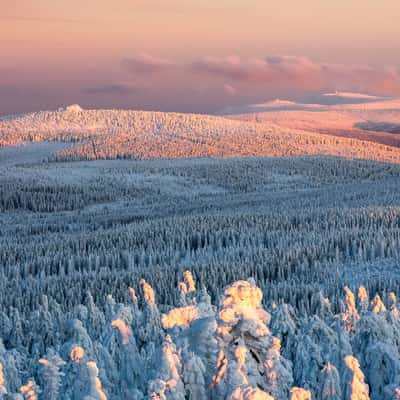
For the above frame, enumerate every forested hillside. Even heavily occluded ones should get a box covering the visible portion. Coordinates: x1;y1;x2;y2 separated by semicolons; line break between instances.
2;152;400;398
2;106;400;163
226;96;400;149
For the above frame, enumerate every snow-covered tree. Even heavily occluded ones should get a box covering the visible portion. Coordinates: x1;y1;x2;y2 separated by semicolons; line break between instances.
148;335;185;400
317;363;341;400
38;350;66;400
213;279;293;399
84;362;108;400
182;350;207;400
343;355;369;400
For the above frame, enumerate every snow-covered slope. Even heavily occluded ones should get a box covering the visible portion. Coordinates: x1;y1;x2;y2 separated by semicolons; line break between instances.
225;96;400;149
2;106;400;163
220;92;392;115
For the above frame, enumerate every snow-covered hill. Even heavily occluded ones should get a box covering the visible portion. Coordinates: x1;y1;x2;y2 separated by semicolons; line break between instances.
2;106;400;163
225;96;400;149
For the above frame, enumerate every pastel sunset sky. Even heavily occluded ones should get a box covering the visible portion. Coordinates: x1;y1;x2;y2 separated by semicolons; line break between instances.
1;0;400;114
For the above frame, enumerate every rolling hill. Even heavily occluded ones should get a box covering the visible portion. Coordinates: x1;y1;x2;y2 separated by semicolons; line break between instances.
224;93;400;148
2;105;400;163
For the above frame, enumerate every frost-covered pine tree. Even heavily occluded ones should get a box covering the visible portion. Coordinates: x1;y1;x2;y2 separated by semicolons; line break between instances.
363;341;400;399
371;294;387;314
182;350;207;400
62;345;88;400
311;291;333;318
177;271;197;306
264;337;293;399
110;317;145;397
317;363;341;400
343;355;369;400
341;287;360;333
137;279;164;349
290;315;350;395
61;319;95;361
38;350;66;400
357;287;369;313
388;292;400;318
148;335;185;400
270;303;298;346
0;340;23;394
161;276;217;361
213;279;293;399
85;292;106;339
175;285;218;377
84;361;108;400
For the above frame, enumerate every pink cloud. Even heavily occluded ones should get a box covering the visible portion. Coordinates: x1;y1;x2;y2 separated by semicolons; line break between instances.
188;55;400;95
320;63;400;95
190;56;275;82
223;83;236;95
122;53;175;75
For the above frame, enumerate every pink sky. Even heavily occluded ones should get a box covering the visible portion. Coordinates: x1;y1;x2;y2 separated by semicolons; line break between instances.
1;0;400;114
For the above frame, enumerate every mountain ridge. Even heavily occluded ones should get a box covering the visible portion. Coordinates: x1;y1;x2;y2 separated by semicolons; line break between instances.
2;106;400;163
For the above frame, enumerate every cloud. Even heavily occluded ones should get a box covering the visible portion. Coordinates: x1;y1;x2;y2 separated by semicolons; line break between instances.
223;83;236;95
320;63;400;95
188;55;400;95
264;55;321;83
82;83;138;96
122;54;176;75
190;55;324;90
190;56;275;82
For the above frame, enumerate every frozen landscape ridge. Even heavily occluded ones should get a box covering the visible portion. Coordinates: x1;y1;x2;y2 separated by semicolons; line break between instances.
1;103;400;163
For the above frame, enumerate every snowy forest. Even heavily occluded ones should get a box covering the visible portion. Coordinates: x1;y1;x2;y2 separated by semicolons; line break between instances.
2;139;400;399
2;106;400;163
3;0;400;392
